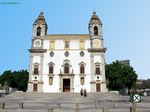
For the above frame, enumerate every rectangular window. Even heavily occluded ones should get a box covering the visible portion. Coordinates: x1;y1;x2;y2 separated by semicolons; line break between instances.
49;77;53;85
95;65;100;74
49;66;53;74
80;66;84;74
80;40;85;49
96;68;100;74
64;66;69;73
64;41;70;49
34;67;38;75
80;77;84;85
50;40;55;50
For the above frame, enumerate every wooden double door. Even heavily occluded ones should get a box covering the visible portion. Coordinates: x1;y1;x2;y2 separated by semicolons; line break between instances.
96;83;101;92
33;84;38;92
63;79;70;92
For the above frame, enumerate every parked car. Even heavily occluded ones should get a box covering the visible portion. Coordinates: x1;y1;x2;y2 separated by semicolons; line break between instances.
129;89;150;96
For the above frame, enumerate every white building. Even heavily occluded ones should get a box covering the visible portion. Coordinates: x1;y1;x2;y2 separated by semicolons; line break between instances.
27;11;108;93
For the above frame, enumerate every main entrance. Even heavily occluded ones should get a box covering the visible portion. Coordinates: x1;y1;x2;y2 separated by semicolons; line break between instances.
63;79;70;92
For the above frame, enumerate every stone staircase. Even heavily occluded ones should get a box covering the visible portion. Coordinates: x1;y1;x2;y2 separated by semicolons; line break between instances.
1;92;150;112
7;92;125;102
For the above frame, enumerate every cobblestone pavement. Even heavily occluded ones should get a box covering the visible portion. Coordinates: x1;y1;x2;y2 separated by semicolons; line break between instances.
0;92;150;112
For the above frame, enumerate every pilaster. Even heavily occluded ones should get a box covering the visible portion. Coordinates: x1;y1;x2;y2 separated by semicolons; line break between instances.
28;55;33;82
38;54;44;92
90;53;95;92
100;53;108;92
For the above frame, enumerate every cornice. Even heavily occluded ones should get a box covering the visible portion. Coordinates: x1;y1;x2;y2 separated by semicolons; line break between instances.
88;48;107;52
29;49;47;53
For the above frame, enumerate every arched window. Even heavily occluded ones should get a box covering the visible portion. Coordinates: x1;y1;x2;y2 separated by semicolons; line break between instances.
95;65;100;74
34;65;39;75
37;27;41;36
80;64;85;74
49;64;53;74
64;63;69;74
94;26;98;36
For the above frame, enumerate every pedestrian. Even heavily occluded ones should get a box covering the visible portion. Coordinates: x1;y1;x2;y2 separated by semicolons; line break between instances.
80;88;83;96
84;89;87;97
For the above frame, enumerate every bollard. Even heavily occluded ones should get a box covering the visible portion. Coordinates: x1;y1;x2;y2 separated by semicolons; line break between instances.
113;102;117;109
95;101;98;110
76;103;80;112
0;102;5;109
130;106;136;112
102;107;108;112
57;102;61;109
132;102;136;107
55;102;61;112
48;108;53;112
19;102;23;109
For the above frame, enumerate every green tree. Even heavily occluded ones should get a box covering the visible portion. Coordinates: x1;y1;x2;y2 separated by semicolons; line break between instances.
0;70;29;91
0;70;12;86
105;61;137;90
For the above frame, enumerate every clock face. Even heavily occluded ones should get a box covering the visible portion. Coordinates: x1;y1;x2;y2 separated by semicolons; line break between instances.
34;39;41;47
93;39;100;46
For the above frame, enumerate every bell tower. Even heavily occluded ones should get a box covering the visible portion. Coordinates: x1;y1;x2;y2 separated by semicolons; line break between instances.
89;11;103;49
27;12;47;92
32;11;48;37
88;11;107;92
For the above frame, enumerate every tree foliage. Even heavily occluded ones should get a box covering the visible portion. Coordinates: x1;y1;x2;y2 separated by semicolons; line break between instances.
0;70;29;91
105;61;137;90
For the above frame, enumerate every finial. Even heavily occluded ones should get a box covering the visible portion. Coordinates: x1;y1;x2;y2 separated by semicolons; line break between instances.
93;8;96;14
40;10;43;15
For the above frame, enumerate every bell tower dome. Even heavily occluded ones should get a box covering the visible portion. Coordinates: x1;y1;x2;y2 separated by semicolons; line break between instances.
89;11;104;49
32;11;48;37
89;11;102;37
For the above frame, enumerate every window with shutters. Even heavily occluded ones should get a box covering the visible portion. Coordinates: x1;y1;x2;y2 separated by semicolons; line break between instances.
64;63;69;74
34;65;39;75
95;65;100;75
49;64;53;74
80;64;85;74
65;41;69;49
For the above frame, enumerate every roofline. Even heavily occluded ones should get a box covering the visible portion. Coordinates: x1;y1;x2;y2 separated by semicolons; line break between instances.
46;34;90;36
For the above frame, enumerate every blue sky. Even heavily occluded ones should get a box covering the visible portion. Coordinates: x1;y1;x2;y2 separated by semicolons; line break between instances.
0;0;150;79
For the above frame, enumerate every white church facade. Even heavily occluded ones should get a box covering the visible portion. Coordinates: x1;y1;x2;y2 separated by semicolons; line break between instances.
27;11;108;93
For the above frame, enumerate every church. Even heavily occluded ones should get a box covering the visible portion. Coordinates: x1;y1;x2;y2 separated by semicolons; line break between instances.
27;11;108;93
